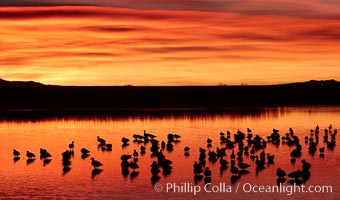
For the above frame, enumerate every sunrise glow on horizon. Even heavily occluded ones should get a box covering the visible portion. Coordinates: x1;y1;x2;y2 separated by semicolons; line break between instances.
1;1;340;86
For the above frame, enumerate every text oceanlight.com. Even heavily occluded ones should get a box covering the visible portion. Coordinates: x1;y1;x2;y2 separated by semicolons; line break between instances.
154;182;333;195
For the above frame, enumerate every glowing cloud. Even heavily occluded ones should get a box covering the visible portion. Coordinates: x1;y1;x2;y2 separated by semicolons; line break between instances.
0;6;339;85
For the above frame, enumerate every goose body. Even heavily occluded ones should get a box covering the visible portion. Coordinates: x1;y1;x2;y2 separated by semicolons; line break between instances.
26;151;35;159
91;157;103;169
288;170;302;179
302;160;311;171
97;136;106;145
81;148;90;154
204;167;212;177
276;168;286;178
13;149;20;157
133;150;139;158
121;154;132;161
129;161;139;170
69;141;75;151
238;162;251;170
122;137;130;144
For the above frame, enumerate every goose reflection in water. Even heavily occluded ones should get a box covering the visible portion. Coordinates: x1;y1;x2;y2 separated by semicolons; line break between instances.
43;159;52;166
13;157;20;163
26;158;35;165
92;169;103;179
62;166;71;175
26;150;36;165
130;171;139;180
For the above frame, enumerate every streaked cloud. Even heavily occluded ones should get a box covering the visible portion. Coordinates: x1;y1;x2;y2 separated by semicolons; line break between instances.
1;0;340;19
0;6;339;85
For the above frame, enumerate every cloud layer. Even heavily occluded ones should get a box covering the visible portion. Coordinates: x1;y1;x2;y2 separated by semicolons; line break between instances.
0;6;339;85
1;0;340;19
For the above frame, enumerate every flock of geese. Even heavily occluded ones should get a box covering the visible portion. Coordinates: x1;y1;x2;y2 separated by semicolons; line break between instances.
12;125;337;184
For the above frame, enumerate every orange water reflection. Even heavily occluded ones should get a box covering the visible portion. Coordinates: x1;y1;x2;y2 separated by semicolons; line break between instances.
0;107;339;199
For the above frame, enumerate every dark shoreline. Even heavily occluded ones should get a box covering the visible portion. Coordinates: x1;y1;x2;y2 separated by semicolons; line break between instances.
0;79;339;111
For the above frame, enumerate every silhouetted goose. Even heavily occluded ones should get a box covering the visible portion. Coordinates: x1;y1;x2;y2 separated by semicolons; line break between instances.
26;151;35;159
122;137;130;145
133;150;138;158
166;142;174;151
208;150;218;162
194;175;203;183
230;150;235;160
250;147;255;158
288;170;302;179
238;162;250;170
40;148;47;155
319;147;325;153
255;156;265;167
174;134;181;140
302;160;311;171
129;161;139;171
121;159;130;169
204;167;212;177
121;154;132;161
237;168;249;176
69;141;75;151
207;138;212;144
193;161;203;175
97;136;106;145
216;147;227;158
81;148;90;155
220;159;228;171
144;130;156;139
40;152;52;160
276;168;286;178
13;149;20;157
301;169;311;182
163;160;174;171
260;150;266;160
151;162;161;175
290;148;302;158
140;145;146;155
62;150;72;160
40;148;52;159
230;165;239;175
184;147;190;152
91;157;103;169
106;144;112;151
159;141;165;150
62;159;71;167
121;167;130;177
267;154;274;164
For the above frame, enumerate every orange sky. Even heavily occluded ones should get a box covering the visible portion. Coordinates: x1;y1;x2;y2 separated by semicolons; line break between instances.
0;6;340;85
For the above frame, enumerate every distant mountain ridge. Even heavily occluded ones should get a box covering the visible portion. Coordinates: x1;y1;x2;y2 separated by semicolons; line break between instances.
0;78;44;87
0;78;339;109
0;78;339;87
